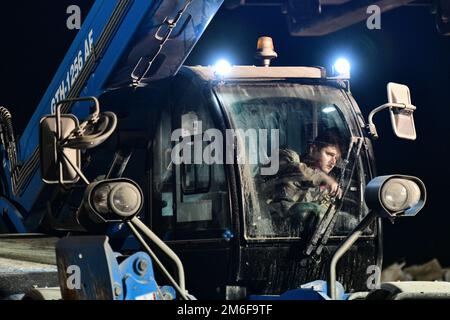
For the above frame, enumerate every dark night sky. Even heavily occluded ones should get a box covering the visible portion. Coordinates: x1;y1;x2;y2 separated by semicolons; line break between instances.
0;1;449;267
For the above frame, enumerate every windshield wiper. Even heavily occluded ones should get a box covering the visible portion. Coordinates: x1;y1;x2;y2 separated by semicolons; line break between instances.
304;137;364;260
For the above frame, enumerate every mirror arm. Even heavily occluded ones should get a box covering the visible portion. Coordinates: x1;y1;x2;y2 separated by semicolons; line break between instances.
59;151;90;185
55;97;101;144
327;210;378;300
127;217;190;300
367;103;414;139
52;97;100;186
54;97;100;119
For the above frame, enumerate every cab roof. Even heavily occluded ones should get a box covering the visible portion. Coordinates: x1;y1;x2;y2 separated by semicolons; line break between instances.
182;66;327;81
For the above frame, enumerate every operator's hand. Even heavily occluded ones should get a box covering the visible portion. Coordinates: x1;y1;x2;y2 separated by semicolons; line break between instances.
328;180;343;199
321;175;342;199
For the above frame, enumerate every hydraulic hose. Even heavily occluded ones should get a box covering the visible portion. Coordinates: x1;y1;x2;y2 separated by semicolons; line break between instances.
0;106;19;173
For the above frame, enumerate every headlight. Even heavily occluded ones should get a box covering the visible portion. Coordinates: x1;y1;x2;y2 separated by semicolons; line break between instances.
365;175;426;218
78;178;143;230
213;59;232;77
92;184;111;214
381;178;421;212
333;58;351;78
108;183;141;217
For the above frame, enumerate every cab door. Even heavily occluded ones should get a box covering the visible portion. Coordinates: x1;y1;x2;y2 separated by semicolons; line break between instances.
150;76;234;299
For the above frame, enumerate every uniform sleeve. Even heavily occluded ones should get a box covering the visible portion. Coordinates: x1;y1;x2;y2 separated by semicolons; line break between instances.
297;162;329;186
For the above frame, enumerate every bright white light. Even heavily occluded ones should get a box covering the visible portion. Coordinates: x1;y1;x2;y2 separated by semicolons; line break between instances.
213;59;232;77
334;58;351;77
322;106;336;113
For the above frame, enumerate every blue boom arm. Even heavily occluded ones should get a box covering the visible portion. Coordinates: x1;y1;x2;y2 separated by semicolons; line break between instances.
0;0;223;229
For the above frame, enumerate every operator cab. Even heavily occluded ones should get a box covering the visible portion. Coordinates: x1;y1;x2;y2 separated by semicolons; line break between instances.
93;63;379;299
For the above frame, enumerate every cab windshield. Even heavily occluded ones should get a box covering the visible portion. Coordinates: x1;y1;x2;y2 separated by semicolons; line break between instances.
215;82;370;240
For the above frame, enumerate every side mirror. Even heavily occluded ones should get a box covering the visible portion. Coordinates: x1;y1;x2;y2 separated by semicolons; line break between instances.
367;82;417;140
387;83;417;140
39;96;117;186
40;115;81;184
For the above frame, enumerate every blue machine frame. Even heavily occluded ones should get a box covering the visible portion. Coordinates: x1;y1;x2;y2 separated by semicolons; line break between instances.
0;0;224;229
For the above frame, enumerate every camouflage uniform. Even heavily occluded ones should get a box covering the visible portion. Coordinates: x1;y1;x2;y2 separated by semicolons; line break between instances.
261;149;335;236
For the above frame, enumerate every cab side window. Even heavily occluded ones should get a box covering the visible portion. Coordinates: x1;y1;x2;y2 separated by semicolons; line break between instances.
152;78;230;241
